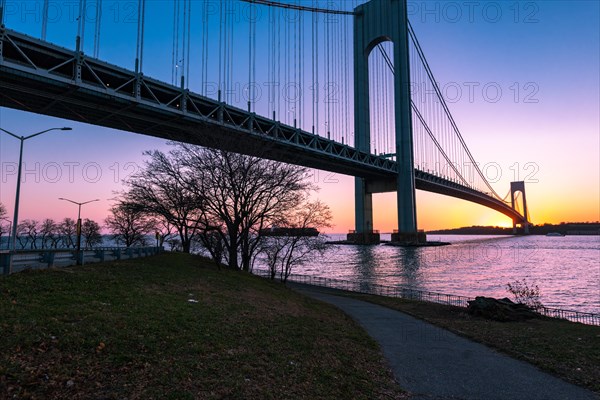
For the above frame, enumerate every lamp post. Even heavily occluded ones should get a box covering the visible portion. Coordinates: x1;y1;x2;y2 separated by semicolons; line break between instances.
0;126;72;274
58;197;100;265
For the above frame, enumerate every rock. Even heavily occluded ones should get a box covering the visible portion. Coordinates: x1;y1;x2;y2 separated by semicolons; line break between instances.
467;296;539;322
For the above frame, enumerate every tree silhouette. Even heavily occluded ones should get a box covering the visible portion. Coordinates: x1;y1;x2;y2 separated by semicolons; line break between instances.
105;203;156;248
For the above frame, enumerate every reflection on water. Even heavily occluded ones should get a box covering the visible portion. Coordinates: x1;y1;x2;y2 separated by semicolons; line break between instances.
354;246;376;293
281;234;600;314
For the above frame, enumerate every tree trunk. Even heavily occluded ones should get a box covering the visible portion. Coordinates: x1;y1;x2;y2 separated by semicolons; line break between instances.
228;231;238;269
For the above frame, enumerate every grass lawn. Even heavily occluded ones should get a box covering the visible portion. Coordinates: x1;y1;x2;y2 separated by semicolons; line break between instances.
0;253;406;399
346;293;600;394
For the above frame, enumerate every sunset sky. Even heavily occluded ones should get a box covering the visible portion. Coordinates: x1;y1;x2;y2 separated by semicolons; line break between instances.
0;0;598;233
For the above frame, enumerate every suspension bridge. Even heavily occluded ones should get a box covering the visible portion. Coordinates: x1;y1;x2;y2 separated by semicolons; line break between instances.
0;0;530;244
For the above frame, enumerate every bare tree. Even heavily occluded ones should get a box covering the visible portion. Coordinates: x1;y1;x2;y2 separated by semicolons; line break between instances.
17;219;39;249
177;145;313;271
0;202;8;247
195;229;226;267
263;200;332;282
105;203;156;248
39;219;58;249
166;238;182;251
122;150;204;253
155;219;175;247
81;219;103;249
58;218;77;248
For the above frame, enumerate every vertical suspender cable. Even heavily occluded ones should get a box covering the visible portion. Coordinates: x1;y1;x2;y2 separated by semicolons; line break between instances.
76;0;84;51
381;47;385;154
338;15;343;141
343;14;349;144
332;14;337;140
276;7;281;119
373;50;378;153
201;0;207;96
252;4;256;112
42;0;49;40
288;7;292;125
380;49;383;153
325;10;330;138
272;6;277;117
93;0;102;58
385;44;390;155
267;5;272;116
80;0;87;50
381;45;385;154
218;0;223;99
0;0;6;26
248;1;256;111
311;3;315;132
172;0;178;85
135;0;145;72
185;0;191;89
248;3;252;110
297;0;302;128
181;0;186;87
315;0;319;135
224;0;229;101
224;0;230;102
204;0;209;96
293;4;297;125
229;0;234;103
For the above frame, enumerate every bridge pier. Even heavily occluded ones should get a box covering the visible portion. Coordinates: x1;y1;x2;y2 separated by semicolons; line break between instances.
350;178;381;244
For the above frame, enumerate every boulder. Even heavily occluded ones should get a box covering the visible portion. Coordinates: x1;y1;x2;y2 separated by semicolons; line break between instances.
467;296;539;322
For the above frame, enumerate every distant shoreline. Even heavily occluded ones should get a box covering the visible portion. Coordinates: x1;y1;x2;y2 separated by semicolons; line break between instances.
425;222;600;236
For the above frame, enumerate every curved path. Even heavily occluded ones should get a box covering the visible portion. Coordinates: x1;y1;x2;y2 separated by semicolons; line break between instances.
293;285;598;400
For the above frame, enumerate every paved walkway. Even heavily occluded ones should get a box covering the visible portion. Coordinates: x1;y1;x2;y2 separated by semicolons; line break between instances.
293;285;599;400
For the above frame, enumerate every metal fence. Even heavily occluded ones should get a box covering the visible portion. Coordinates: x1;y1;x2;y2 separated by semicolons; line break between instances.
1;247;163;274
252;269;600;326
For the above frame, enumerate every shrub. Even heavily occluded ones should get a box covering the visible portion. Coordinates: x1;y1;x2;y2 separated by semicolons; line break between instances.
506;279;543;310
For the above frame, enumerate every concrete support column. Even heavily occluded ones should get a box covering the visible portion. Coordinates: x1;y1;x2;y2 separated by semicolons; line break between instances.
355;178;373;233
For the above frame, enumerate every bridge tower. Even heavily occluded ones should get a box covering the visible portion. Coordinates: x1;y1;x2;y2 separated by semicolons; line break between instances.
351;0;419;244
510;181;530;234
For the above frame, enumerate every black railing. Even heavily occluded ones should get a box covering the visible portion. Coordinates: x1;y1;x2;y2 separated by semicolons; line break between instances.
252;269;600;326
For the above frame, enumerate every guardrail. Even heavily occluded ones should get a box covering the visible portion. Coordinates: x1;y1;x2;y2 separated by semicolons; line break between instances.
252;269;600;326
0;247;164;274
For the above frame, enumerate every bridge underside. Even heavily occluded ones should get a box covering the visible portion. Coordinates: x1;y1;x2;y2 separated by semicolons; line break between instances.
0;28;526;225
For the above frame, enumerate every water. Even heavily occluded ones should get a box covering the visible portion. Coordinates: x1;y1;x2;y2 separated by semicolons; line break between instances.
282;234;600;314
5;233;598;314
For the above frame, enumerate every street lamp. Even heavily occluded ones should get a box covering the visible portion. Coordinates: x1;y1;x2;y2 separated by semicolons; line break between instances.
0;126;72;274
58;197;100;265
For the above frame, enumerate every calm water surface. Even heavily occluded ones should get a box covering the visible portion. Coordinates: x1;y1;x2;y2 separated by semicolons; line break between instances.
285;234;600;314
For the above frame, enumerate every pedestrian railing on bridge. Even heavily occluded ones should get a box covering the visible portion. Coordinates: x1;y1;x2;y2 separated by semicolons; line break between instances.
252;269;600;326
0;247;163;274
